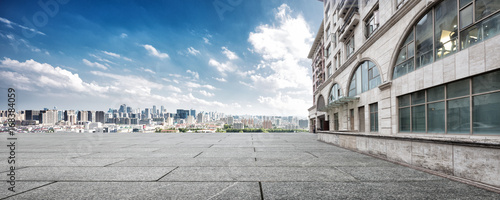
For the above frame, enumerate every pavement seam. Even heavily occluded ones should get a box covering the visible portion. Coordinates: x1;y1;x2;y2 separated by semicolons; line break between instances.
103;158;133;167
304;151;319;158
2;181;57;199
259;182;264;200
155;166;179;181
193;152;203;158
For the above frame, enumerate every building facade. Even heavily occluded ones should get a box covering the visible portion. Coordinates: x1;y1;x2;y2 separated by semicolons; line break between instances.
309;0;500;188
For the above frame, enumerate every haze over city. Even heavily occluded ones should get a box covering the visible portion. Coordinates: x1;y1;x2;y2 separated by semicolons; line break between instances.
0;0;323;117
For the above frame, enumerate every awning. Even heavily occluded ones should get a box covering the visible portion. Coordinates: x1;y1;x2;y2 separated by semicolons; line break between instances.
325;96;359;110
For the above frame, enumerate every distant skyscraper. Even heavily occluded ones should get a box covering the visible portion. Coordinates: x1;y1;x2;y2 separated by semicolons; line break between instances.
190;109;196;119
176;109;189;120
160;106;165;114
119;104;126;113
227;116;234;125
152;105;157;115
95;111;105;123
144;108;151;119
126;107;132;113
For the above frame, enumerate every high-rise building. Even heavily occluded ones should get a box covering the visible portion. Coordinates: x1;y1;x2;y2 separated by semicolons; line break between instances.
126;107;132;113
119;104;126;113
227;116;234;125
190;109;196;119
197;112;204;123
262;120;272;129
40;110;57;125
78;111;88;123
298;119;309;129
233;122;244;129
176;109;190;120
152;105;157;115
309;0;500;188
64;110;77;125
25;110;41;121
187;115;195;124
95;111;105;123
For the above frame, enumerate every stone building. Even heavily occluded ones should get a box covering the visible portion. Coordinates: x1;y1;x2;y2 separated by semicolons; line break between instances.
308;0;500;188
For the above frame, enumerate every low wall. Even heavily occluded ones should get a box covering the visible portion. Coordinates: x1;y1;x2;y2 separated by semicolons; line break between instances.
318;131;500;188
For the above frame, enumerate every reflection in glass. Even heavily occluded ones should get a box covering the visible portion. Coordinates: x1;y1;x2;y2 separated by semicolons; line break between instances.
399;107;411;132
447;98;470;133
447;79;470;98
473;92;500;134
475;0;500;21
473;70;500;94
416;13;434;69
435;0;458;60
428;85;445;102
460;0;472;7
428;102;445;133
411;90;426;105
412;105;426;132
460;5;473;29
399;94;411;107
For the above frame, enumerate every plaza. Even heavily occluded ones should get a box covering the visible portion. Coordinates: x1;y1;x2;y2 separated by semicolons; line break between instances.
1;132;499;199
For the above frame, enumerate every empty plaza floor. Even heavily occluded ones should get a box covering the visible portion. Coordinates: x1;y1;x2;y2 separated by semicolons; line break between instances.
1;132;499;199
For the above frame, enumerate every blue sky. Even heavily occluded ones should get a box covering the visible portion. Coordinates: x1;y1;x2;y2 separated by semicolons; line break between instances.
0;0;323;117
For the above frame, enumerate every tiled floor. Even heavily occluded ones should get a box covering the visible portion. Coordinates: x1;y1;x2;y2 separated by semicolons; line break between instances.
1;132;499;199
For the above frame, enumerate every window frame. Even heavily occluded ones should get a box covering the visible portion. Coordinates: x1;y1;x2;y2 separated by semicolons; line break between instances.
397;70;500;135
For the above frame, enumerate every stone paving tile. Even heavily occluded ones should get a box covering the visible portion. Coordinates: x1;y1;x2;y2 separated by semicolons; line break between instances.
0;158;127;167
7;182;261;199
197;151;315;158
262;181;500;199
0;181;53;199
254;157;398;167
0;167;176;181
78;151;202;158
159;166;356;182
336;166;447;181
110;157;257;167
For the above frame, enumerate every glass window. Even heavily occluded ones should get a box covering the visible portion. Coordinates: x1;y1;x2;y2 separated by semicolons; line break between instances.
346;36;355;57
370;103;378;132
399;94;411;107
460;5;473;29
473;70;500;94
460;24;481;48
416;13;434;69
348;61;381;96
475;0;500;21
460;0;472;7
428;85;445;102
404;30;414;45
447;79;470;98
399;107;411;132
329;84;343;103
447;98;470;133
393;59;414;79
366;10;379;37
408;42;415;57
428;102;445;133
396;47;407;64
411;90;426;105
473;92;500;134
412;105;426;132
482;12;500;40
435;0;458;60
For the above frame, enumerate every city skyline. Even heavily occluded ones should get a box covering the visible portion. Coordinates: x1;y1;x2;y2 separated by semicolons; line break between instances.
0;0;323;117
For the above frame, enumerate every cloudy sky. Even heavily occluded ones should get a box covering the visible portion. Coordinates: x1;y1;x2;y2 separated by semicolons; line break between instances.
0;0;323;117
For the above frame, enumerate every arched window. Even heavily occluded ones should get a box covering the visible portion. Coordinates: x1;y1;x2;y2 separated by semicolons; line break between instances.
348;61;381;97
393;0;500;80
317;95;326;111
328;84;343;104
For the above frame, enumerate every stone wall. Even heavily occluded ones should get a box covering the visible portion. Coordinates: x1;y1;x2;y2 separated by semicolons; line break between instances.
318;132;500;187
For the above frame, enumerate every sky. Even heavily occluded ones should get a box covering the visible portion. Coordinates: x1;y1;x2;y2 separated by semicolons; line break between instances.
0;0;324;117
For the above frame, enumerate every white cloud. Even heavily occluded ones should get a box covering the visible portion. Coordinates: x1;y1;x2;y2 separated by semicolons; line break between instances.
101;50;133;62
120;33;128;38
199;90;215;97
186;70;199;79
140;67;155;74
258;92;309;116
208;59;237;76
203;37;211;44
186;82;216;90
0;58;108;93
166;85;181;93
143;44;169;59
102;51;120;58
221;46;238;60
247;4;313;92
187;47;200;56
0;17;45;36
214;77;227;82
82;59;108;70
239;81;254;89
